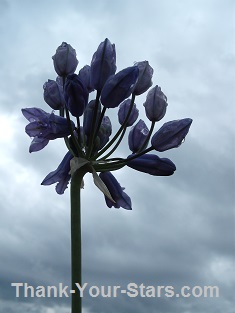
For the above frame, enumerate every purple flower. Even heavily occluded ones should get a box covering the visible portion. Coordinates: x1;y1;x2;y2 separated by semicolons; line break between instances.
64;74;89;117
133;61;153;95
144;85;168;122
127;154;176;176
41;152;73;194
78;65;94;93
90;38;116;91
99;172;132;210
52;42;78;77
83;100;101;138
101;66;139;108
97;116;112;150
128;119;149;153
151;118;193;152
43;79;65;110
22;108;74;152
118;99;139;127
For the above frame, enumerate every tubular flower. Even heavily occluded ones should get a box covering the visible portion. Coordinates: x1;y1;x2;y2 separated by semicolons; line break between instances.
101;66;139;108
128;119;149;153
151;118;193;152
133;61;153;95
99;172;132;210
127;154;176;176
22;108;74;152
144;85;168;122
64;74;89;117
90;38;116;91
118;99;139;127
43;79;65;110
41;152;73;194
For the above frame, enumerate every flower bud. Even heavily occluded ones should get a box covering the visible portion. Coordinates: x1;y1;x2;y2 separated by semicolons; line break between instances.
43;79;65;110
101;66;139;108
133;61;153;95
128;119;149;153
52;42;78;77
127;154;176;176
118;99;139;127
144;85;167;122
83;100;101;137
78;65;94;93
64;74;89;117
151;118;193;151
90;38;116;91
99;172;132;210
97;116;112;150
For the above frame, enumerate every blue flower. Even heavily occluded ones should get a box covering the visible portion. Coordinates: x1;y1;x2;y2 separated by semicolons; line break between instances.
128;119;149;153
101;66;139;108
64;74;89;117
151;118;193;151
144;85;168;122
22;108;75;152
43;79;65;110
127;154;176;176
78;65;94;93
41;152;73;194
52;42;78;77
118;99;139;127
83;100;101;138
90;38;116;91
99;172;132;210
97;116;112;150
133;61;153;95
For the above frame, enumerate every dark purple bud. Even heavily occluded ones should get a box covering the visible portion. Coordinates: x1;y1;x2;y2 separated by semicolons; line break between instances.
97;116;112;150
90;38;116;91
118;99;139;127
101;66;139;108
52;42;78;77
144;85;168;122
22;108;74;150
133;61;153;95
78;65;94;93
83;100;101;138
127;154;176;176
151;118;193;152
128;119;149;153
41;151;73;194
99;172;132;210
43;79;65;110
64;74;89;117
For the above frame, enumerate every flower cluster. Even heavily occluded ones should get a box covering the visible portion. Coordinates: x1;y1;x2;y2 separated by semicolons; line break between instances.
22;39;192;210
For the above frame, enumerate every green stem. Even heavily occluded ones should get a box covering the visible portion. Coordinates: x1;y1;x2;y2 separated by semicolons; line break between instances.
70;166;89;313
100;127;127;160
65;107;85;157
92;93;136;160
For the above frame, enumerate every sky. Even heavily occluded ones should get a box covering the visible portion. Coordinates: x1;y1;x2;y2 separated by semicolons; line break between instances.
0;0;234;312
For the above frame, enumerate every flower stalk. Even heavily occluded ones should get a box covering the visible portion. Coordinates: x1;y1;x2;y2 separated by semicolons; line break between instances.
70;165;90;313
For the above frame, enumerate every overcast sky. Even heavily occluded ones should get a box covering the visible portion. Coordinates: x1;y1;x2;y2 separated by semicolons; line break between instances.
0;0;234;312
